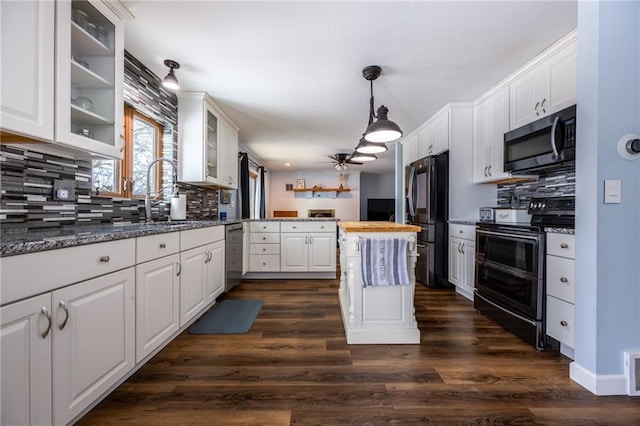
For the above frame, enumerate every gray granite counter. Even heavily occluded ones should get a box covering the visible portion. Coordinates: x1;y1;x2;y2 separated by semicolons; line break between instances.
448;220;478;226
545;227;575;235
0;220;243;257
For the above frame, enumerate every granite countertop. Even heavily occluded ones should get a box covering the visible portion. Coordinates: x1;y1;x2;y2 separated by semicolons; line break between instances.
545;227;575;235
338;221;421;233
448;220;478;226
0;219;243;257
251;218;339;222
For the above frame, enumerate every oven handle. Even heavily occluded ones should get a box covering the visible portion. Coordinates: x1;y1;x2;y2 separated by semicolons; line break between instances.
476;229;540;241
550;115;560;159
474;290;537;326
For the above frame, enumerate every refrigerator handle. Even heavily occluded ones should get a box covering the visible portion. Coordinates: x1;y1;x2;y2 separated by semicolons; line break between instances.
407;165;417;218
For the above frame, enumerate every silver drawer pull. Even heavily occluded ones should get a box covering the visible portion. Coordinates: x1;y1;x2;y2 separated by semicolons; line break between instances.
58;300;69;330
99;255;110;263
459;230;463;233
560;320;568;327
262;237;266;240
560;277;568;283
41;306;52;339
293;226;297;229
176;261;182;276
262;262;266;266
262;248;266;251
159;243;167;248
560;243;569;249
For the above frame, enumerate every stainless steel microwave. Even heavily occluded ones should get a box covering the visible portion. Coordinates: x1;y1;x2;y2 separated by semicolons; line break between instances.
504;104;576;174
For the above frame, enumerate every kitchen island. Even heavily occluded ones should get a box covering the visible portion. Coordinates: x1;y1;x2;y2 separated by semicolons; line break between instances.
338;221;421;344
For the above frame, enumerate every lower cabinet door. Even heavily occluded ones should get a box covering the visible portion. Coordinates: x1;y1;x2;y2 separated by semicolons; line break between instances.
135;254;180;362
1;294;52;426
206;240;225;303
179;246;207;326
280;233;309;272
52;268;135;426
308;232;336;272
448;237;462;286
462;241;476;295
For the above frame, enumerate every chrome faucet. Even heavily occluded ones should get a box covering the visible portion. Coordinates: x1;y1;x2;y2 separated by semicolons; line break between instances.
145;158;178;222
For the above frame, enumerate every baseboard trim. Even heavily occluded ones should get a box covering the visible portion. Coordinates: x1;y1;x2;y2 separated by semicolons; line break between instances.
570;361;628;395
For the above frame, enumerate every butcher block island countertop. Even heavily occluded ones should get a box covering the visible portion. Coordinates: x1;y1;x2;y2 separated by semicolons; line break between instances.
338;221;421;233
338;221;420;344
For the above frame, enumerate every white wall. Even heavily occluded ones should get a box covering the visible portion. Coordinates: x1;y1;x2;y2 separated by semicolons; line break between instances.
268;169;360;220
573;0;640;394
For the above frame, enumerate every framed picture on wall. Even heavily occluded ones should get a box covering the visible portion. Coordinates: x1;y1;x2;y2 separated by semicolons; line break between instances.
296;179;306;189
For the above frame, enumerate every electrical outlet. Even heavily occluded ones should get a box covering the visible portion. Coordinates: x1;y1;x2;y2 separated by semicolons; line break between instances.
53;179;76;201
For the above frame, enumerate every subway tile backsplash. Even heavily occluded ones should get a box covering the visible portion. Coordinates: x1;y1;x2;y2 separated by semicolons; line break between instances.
0;51;218;233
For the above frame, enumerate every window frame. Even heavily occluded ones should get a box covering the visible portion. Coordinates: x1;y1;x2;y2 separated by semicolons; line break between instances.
92;105;164;199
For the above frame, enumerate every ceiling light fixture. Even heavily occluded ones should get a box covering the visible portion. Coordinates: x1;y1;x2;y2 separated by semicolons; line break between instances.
334;163;348;171
360;65;403;144
162;59;180;90
355;136;388;154
349;152;377;162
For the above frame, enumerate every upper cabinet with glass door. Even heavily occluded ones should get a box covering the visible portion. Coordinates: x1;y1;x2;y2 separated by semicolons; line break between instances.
178;92;239;189
55;0;125;159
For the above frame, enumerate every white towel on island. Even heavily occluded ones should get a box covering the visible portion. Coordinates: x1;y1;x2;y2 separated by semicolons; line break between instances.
359;238;410;287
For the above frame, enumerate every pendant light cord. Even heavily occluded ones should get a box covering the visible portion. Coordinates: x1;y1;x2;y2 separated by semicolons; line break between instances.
368;80;377;126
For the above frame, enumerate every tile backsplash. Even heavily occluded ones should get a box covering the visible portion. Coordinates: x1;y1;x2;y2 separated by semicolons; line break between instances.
497;167;575;207
0;51;218;233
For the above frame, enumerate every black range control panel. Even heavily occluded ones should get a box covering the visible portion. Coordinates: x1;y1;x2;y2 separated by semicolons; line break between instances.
528;196;575;216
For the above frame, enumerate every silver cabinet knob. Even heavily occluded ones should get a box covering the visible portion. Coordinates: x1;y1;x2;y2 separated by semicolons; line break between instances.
159;243;167;248
262;262;266;266
99;255;110;263
262;248;266;251
560;277;568;283
560;320;568;327
262;236;266;240
560;243;569;249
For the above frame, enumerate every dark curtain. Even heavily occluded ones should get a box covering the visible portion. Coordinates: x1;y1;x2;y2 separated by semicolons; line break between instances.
239;152;250;219
258;166;266;219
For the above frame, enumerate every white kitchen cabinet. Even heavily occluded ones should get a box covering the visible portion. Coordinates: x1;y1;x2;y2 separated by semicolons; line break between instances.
52;267;135;425
473;85;511;183
205;239;225;303
402;133;418;166
178;92;239;189
509;36;577;130
0;0;55;142
418;108;449;159
55;0;125;158
448;224;476;300
546;232;575;356
179;226;225;326
135;253;180;363
249;221;281;272
0;294;53;426
280;222;336;273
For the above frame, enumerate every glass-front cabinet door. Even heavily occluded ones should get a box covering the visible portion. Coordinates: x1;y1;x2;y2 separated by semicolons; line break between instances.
55;0;124;159
206;108;219;180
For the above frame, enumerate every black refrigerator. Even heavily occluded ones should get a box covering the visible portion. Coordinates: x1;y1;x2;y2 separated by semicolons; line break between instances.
405;151;451;288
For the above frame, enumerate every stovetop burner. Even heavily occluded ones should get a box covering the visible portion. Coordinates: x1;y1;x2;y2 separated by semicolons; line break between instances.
478;196;575;231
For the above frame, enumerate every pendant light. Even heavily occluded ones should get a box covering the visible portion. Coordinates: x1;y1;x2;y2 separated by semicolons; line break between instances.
361;65;403;143
349;151;378;162
354;136;387;154
162;59;180;90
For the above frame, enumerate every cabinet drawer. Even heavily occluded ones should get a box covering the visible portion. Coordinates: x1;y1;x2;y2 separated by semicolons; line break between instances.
546;295;574;347
250;254;280;271
250;244;280;255
448;223;476;241
1;239;136;306
281;221;336;233
546;233;575;259
250;221;280;233
180;226;224;251
136;232;180;263
546;255;575;303
250;232;280;244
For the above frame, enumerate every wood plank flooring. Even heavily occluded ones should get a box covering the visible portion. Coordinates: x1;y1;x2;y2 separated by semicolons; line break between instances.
78;278;640;425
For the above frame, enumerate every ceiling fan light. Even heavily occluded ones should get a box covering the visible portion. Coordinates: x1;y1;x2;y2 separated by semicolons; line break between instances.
349;152;377;162
364;105;403;143
355;137;388;154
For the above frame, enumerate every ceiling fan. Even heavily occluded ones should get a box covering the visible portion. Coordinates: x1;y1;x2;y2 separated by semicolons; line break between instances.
326;153;363;170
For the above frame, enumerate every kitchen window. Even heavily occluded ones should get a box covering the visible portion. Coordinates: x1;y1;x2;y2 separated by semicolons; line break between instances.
92;105;163;198
249;171;257;218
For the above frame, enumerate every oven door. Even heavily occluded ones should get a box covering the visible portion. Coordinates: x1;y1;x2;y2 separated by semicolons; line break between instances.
475;227;544;320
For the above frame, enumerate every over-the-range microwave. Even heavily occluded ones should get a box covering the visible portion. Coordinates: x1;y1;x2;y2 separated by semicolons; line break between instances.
504;104;576;174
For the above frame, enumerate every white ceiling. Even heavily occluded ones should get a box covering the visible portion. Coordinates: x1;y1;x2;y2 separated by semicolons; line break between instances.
123;1;577;174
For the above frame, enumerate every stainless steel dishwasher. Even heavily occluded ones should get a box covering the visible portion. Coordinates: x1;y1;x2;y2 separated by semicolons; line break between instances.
225;222;244;292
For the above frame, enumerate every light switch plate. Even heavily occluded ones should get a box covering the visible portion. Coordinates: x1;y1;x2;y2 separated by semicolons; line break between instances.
604;179;621;204
53;179;76;201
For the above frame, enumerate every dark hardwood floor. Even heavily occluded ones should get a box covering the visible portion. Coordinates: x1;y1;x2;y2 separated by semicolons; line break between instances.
78;277;640;425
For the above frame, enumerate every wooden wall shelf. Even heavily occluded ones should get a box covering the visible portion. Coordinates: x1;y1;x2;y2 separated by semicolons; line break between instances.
292;187;350;198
